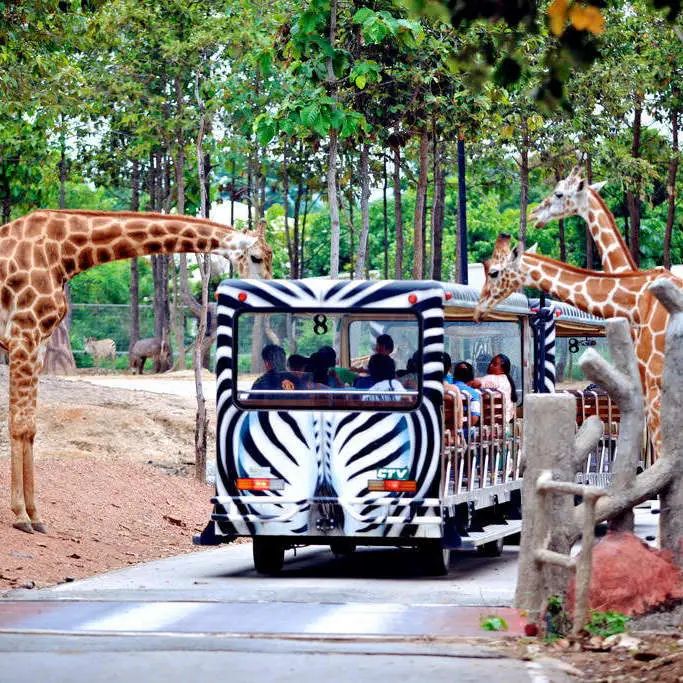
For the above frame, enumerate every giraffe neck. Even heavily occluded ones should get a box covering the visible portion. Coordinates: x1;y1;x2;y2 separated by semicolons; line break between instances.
520;253;665;321
24;210;247;279
581;189;636;272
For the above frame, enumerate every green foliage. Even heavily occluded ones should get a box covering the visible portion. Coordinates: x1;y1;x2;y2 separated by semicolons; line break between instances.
3;0;683;299
70;260;154;305
585;610;630;638
480;615;509;632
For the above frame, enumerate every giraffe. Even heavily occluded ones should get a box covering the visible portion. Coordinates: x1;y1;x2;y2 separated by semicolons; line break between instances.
473;233;682;455
530;166;636;273
0;209;271;533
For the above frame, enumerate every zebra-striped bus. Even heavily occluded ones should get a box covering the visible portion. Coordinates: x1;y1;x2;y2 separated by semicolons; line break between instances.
196;278;610;575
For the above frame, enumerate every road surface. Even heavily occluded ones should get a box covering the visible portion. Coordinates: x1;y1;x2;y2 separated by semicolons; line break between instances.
0;506;660;682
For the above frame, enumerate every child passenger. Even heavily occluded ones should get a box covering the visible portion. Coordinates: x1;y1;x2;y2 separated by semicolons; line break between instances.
451;360;481;426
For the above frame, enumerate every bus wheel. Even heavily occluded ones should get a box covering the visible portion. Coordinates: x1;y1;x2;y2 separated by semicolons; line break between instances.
478;537;504;557
330;540;356;557
421;542;450;576
253;538;285;575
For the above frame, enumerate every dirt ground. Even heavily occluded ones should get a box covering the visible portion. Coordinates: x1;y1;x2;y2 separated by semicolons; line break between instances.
0;366;680;680
0;366;219;594
496;628;683;682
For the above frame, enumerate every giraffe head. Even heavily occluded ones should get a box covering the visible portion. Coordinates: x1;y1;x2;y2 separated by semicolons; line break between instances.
530;166;606;227
473;233;527;322
216;222;272;279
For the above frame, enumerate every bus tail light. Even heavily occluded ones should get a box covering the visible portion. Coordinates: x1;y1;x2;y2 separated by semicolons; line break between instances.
236;477;284;491
368;479;417;493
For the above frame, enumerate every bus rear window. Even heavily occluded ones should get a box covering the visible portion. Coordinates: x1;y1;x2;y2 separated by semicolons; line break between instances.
234;311;421;410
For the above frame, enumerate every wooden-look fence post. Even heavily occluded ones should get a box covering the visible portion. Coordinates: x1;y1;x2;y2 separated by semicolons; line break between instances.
535;470;607;634
514;394;602;624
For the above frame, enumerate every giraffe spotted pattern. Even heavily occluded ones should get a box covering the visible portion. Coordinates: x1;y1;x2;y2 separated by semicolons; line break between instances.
475;233;681;456
0;209;271;533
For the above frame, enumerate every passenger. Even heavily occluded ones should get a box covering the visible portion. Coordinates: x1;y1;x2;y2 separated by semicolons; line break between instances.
317;345;352;387
399;350;421;391
251;344;300;392
353;354;379;390
351;333;395;374
287;353;313;390
287;353;309;372
450;359;481;426
308;348;343;388
442;352;463;433
361;354;405;402
374;333;394;356
468;353;517;423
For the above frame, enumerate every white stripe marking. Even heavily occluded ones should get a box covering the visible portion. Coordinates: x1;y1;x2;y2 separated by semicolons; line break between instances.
303;603;410;635
77;603;206;632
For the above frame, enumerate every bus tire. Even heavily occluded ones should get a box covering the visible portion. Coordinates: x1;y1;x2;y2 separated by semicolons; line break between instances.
253;538;285;575
421;542;450;576
478;537;504;557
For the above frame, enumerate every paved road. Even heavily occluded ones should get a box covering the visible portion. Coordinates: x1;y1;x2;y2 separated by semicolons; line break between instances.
0;544;547;683
0;507;659;682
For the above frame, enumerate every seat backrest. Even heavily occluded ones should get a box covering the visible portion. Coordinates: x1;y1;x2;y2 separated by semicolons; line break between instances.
444;391;456;430
480;388;504;434
559;389;619;428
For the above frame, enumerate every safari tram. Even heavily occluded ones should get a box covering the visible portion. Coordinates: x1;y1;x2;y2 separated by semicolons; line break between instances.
195;278;619;575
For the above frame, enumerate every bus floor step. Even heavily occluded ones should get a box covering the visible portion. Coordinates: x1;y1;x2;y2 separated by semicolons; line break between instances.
457;520;522;551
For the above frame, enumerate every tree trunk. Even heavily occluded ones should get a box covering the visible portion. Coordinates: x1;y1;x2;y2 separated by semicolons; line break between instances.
129;158;141;355
230;158;236;227
412;131;429;279
431;135;445;280
519;118;530;246
282;140;294;275
149;150;172;373
293;175;304;279
354;142;371;278
58;127;67;210
326;0;340;278
555;168;567;262
328;131;341;278
42;138;76;376
1;165;10;224
347;190;356;278
663;105;679;270
392;143;404;279
300;186;309;276
456;131;468;284
247;150;253;230
383;155;389;279
173;81;187;370
204;152;212;216
627;94;643;266
194;68;211;484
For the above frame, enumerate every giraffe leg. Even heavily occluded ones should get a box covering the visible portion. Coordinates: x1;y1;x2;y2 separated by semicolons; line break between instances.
8;339;44;533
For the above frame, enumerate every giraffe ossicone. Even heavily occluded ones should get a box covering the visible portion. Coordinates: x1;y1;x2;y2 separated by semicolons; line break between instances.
0;209;272;533
475;232;682;456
